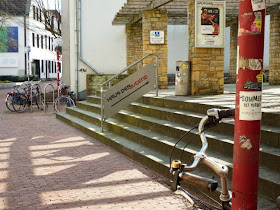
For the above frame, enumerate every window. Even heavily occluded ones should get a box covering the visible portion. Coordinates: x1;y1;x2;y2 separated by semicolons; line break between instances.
48;61;51;73
36;7;39;21
51;16;54;30
41;35;43;49
48;37;51;50
41;60;44;73
33;6;36;19
55;62;57;73
51;38;54;51
45;36;48;49
45;60;48;74
37;35;39;48
32;33;35;47
39;9;42;22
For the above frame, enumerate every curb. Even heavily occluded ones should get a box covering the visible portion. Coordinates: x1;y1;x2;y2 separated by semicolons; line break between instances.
0;82;23;89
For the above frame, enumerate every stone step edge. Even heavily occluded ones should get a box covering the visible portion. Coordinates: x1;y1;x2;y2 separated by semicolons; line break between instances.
56;112;278;206
86;94;280;128
67;106;280;186
81;98;280;135
74;102;280;160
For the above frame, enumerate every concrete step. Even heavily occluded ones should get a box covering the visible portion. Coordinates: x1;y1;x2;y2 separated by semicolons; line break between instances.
62;104;280;202
77;100;280;173
87;94;280;129
57;111;277;208
87;92;280;148
126;102;280;149
138;95;280;128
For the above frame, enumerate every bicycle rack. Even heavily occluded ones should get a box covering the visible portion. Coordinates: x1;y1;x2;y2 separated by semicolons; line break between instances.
44;84;55;112
30;83;42;112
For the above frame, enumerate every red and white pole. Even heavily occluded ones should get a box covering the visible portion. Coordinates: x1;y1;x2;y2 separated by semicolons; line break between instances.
57;48;60;97
232;0;266;209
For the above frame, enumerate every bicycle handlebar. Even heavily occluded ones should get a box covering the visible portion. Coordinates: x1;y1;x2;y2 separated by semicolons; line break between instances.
207;108;235;120
170;108;234;206
181;108;235;171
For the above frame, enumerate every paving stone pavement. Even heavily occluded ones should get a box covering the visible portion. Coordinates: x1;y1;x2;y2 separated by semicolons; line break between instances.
0;86;190;210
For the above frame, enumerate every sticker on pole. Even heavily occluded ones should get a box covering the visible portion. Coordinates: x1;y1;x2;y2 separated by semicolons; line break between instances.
251;0;265;11
239;91;262;121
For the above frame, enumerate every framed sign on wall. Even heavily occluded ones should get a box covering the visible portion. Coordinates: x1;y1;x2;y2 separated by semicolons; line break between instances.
150;30;165;44
195;0;226;48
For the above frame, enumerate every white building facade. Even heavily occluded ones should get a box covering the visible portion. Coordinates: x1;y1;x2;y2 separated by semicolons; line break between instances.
0;0;60;80
62;0;189;98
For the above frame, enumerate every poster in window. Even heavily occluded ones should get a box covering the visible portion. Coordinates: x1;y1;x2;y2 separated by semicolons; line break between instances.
195;0;225;48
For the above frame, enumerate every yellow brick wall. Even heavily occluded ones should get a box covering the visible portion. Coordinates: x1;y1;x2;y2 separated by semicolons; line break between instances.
269;6;280;85
142;9;168;89
188;0;224;95
125;23;143;74
229;21;238;83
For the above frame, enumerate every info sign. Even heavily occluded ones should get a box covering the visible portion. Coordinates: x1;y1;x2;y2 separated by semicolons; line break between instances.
103;62;157;119
150;30;165;44
195;0;225;48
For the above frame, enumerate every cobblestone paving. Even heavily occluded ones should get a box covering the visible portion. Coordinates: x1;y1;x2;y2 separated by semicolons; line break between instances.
0;86;190;210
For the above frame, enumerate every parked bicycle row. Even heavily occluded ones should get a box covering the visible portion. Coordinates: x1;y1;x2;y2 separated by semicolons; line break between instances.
4;80;76;113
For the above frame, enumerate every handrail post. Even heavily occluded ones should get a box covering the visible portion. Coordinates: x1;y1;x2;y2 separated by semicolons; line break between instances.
137;62;140;71
100;86;104;132
155;54;159;97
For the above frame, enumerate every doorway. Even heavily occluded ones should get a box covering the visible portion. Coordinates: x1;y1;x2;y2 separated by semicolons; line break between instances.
31;59;40;78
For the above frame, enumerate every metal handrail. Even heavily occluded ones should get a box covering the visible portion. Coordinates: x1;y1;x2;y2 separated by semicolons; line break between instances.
100;54;159;132
44;84;55;112
101;54;158;89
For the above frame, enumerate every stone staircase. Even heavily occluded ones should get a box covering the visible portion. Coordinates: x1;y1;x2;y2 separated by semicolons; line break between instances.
56;93;280;208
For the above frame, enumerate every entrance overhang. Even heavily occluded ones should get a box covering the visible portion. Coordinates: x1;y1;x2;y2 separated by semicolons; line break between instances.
112;0;280;26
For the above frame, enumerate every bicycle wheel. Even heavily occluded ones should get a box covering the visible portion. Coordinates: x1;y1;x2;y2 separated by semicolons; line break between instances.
32;92;47;110
12;94;28;113
32;84;41;97
54;96;75;113
5;94;15;112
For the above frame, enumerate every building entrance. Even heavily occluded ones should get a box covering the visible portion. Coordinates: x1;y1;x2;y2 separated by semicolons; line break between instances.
31;60;40;78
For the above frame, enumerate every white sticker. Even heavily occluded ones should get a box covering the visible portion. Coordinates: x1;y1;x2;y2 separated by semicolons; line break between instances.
239;91;262;121
239;136;253;150
251;0;265;11
248;59;262;70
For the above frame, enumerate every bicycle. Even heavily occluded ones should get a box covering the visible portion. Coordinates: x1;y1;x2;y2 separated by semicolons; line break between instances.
169;108;235;210
54;82;76;113
5;85;22;112
11;81;46;113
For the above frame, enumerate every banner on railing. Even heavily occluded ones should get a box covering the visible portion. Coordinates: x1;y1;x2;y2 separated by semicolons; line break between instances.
103;62;157;119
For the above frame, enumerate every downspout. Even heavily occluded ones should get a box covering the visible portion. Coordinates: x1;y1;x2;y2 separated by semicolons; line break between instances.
75;0;79;99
